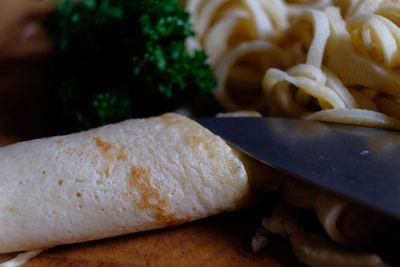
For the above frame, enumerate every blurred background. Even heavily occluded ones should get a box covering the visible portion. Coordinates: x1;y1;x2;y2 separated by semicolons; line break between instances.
0;0;54;144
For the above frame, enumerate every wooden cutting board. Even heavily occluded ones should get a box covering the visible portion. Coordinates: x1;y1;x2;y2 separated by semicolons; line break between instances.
21;208;300;267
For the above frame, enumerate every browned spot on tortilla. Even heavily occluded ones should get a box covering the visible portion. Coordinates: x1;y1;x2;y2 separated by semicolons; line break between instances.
8;207;16;213
7;206;23;216
104;167;110;178
57;140;70;147
65;147;79;157
94;136;113;153
185;136;205;147
185;136;214;158
162;114;182;126
128;166;151;189
93;136;128;162
117;146;127;160
128;166;179;223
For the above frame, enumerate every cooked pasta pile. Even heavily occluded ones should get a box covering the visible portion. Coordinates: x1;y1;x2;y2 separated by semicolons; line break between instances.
185;0;400;130
185;1;400;266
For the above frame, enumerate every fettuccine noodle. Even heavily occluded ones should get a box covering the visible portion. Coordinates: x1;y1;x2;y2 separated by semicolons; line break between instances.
185;0;400;130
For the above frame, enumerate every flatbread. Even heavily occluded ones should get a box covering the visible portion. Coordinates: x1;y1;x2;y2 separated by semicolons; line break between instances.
0;113;253;253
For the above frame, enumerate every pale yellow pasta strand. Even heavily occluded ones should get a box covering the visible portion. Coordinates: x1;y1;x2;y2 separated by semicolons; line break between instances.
304;108;400;130
333;0;389;18
275;80;306;117
274;7;331;67
314;193;391;246
324;68;358;107
325;7;400;98
286;0;333;17
287;65;353;109
265;8;331;69
185;0;202;18
0;250;44;267
263;65;349;117
215;40;287;111
259;0;289;31
375;3;400;26
194;0;231;39
261;8;351;116
314;193;350;244
242;0;274;39
204;8;249;66
287;64;326;82
263;68;303;116
302;9;331;67
184;0;205;52
348;14;400;68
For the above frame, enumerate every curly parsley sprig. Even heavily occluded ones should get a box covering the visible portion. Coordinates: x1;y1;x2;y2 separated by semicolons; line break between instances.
45;0;216;133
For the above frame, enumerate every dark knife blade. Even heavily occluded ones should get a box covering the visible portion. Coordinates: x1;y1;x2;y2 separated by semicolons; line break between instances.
197;117;400;220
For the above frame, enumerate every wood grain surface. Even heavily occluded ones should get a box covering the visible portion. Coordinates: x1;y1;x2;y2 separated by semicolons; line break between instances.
20;208;300;267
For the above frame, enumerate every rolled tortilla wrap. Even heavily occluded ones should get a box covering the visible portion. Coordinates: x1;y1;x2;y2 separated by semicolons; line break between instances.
0;113;253;253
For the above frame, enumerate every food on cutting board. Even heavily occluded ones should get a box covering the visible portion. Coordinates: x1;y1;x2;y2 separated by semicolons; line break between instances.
186;0;400;266
0;0;400;266
0;113;277;265
187;0;400;130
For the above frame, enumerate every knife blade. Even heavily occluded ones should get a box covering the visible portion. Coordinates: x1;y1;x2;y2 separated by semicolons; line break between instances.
197;117;400;220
